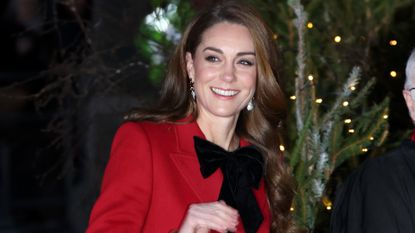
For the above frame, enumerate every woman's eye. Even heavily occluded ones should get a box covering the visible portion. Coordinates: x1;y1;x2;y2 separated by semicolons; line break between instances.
205;56;219;62
239;59;254;66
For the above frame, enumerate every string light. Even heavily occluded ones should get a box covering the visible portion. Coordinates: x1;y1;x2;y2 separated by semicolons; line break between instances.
342;101;349;107
383;114;389;119
344;119;352;124
315;98;323;104
390;70;397;78
348;129;355;133
389;40;397;46
322;196;332;211
362;148;368;152
290;95;296;100
273;34;278;40
308;75;314;81
350;86;356;91
290;207;295;211
334;36;341;43
369;136;374;141
279;145;285;152
307;22;314;29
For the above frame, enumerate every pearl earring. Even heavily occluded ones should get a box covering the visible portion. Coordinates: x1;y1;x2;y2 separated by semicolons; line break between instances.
247;98;254;111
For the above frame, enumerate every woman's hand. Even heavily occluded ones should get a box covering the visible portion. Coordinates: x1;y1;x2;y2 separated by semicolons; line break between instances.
178;201;239;233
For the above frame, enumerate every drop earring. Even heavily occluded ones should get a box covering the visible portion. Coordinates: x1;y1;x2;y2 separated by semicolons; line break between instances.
189;79;196;100
247;98;254;111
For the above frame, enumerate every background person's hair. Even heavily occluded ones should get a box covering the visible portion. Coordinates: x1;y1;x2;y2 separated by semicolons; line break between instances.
404;48;415;89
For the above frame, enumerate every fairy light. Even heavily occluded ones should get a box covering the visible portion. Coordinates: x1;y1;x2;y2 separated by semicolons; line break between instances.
383;114;389;119
334;36;341;43
342;101;349;107
308;75;314;81
273;34;278;40
322;196;332;211
307;22;314;29
316;98;323;104
362;148;368;152
290;207;295;211
350;86;356;91
344;119;352;124
369;136;374;141
290;95;296;100
279;145;285;152
390;70;397;78
389;40;397;46
348;129;355;133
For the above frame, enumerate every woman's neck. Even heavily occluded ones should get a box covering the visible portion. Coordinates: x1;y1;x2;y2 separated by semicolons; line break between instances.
196;113;239;151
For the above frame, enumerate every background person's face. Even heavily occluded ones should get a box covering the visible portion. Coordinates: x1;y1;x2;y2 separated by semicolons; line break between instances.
403;80;415;124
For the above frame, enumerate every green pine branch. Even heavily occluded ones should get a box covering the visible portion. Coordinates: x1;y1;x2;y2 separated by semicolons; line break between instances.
287;0;390;230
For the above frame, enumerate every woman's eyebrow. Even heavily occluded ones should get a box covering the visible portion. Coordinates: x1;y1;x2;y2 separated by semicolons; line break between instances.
203;47;255;56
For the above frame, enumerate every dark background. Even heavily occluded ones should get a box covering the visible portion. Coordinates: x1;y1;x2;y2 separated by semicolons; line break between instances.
0;1;154;232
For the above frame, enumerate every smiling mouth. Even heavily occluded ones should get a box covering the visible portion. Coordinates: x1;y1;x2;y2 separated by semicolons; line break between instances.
211;87;239;97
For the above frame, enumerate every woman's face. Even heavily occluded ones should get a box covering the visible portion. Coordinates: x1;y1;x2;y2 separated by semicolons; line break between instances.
186;22;257;121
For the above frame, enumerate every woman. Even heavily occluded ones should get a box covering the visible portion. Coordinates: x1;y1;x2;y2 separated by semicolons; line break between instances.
86;1;296;233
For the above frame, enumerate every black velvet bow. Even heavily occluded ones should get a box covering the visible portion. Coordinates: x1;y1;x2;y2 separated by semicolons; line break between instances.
193;136;264;233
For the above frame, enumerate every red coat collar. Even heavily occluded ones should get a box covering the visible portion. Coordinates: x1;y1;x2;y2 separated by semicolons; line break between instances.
411;129;415;142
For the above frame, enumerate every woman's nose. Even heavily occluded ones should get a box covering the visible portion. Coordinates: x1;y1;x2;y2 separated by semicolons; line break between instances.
221;62;236;82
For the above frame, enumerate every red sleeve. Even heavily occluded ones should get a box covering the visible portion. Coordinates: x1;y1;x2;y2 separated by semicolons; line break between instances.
86;122;153;233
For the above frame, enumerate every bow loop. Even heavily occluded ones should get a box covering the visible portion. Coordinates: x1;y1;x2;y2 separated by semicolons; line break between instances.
194;136;229;178
193;136;264;233
232;147;264;189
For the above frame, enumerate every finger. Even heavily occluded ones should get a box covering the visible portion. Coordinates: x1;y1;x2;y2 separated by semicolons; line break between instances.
195;227;210;233
216;201;239;217
180;202;239;233
192;202;238;223
189;204;238;231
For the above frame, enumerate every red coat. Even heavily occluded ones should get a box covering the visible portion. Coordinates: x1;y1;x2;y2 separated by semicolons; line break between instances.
86;118;271;233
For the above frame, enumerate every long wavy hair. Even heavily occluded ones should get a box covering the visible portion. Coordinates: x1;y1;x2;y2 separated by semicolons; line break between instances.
126;1;297;232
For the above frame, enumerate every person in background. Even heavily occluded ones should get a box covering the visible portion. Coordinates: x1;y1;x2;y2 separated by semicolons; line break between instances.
86;1;298;233
330;49;415;233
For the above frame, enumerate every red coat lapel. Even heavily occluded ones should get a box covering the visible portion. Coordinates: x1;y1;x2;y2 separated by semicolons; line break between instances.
169;117;222;202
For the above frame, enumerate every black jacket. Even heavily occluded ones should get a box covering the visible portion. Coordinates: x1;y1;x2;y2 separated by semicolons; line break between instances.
330;139;415;233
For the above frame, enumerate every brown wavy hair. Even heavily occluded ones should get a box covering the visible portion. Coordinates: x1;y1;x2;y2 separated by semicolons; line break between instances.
126;1;298;232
